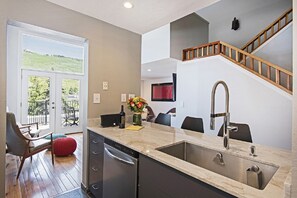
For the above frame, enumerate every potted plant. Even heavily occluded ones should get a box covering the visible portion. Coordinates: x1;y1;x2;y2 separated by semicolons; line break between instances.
127;97;148;126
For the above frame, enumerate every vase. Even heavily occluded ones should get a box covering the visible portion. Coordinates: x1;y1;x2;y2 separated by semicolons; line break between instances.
133;113;142;126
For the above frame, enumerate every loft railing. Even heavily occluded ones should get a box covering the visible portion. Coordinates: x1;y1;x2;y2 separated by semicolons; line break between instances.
182;41;221;60
241;8;293;54
182;41;292;94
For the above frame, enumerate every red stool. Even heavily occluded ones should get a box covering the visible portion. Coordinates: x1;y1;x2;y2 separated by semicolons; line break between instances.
53;137;77;156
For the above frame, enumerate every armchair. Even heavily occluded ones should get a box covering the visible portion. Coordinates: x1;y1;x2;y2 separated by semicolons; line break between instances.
6;112;54;179
18;122;41;137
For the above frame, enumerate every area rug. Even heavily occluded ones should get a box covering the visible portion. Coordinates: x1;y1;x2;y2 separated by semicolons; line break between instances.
54;188;88;198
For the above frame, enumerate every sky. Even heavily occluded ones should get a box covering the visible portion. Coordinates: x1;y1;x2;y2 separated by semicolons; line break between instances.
23;34;84;60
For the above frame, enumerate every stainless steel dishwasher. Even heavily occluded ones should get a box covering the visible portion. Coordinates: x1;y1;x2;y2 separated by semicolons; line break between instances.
103;139;139;198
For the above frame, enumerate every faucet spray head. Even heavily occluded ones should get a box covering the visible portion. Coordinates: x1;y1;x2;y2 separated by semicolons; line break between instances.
210;117;215;130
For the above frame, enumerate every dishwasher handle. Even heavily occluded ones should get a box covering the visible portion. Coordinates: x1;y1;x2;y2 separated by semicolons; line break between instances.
104;147;135;165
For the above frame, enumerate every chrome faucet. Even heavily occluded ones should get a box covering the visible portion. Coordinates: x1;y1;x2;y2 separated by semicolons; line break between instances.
210;81;238;149
214;152;225;166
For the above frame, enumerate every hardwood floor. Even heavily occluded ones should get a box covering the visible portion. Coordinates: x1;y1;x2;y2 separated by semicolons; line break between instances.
5;133;83;198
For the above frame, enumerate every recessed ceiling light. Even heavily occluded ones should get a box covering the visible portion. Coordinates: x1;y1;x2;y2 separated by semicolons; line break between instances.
123;1;133;9
147;69;151;72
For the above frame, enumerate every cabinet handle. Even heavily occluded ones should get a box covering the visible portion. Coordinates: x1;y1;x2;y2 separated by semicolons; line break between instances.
92;140;99;144
91;167;98;172
92;151;99;155
92;184;99;190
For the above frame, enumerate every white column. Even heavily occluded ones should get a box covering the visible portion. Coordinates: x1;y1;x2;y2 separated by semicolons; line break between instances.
291;1;297;197
0;0;7;197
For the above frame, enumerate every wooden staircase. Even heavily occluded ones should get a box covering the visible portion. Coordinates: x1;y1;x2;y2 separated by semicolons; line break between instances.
182;8;293;94
182;41;292;94
241;8;292;54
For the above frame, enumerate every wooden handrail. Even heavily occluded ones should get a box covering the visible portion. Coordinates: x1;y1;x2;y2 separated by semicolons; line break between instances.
183;41;221;51
242;8;293;53
182;41;221;61
220;41;292;76
182;41;292;94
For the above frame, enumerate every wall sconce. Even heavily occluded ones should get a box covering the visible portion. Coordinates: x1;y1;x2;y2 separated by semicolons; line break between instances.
231;17;240;30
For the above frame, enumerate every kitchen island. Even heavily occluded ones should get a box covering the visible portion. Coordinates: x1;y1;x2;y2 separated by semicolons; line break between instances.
87;122;292;198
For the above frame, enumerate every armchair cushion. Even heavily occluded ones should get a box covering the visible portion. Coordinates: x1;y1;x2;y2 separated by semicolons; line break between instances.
30;139;52;152
23;132;35;147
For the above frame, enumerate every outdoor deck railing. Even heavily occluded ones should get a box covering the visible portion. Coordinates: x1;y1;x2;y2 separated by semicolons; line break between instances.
27;99;79;125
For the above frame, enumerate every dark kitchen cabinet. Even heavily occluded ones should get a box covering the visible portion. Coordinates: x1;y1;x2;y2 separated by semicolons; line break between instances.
88;130;104;198
138;154;236;198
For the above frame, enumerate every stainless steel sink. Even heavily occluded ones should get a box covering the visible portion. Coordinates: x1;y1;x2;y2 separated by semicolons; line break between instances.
157;141;278;190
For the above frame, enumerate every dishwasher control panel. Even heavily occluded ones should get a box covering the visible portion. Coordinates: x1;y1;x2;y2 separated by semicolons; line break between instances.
104;138;139;158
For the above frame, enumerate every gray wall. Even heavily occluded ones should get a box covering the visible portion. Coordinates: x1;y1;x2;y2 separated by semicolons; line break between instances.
254;24;292;71
197;0;292;48
170;13;209;60
0;1;7;196
0;0;141;192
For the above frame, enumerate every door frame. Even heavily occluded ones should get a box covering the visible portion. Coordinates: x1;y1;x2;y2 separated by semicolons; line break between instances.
7;23;89;135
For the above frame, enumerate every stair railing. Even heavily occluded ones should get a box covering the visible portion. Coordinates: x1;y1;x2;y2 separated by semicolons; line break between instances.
241;8;293;54
182;41;292;94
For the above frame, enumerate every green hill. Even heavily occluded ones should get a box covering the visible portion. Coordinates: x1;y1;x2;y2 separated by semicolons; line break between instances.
23;50;83;74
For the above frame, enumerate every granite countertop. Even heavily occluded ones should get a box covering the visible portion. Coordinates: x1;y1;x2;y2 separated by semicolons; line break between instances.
87;122;292;198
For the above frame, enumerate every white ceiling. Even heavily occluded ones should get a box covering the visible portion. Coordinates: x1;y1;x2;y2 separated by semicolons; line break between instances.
46;0;218;34
141;58;179;80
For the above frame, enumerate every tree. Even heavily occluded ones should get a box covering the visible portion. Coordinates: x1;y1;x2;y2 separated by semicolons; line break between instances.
28;76;50;115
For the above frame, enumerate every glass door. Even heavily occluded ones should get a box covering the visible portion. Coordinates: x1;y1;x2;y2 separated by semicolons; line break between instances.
21;70;55;133
21;71;83;134
55;74;83;133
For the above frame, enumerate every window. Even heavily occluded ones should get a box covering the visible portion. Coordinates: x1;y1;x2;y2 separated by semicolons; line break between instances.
22;34;84;74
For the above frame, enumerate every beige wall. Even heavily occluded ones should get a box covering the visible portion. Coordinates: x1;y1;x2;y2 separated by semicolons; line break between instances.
291;1;297;197
0;1;7;196
1;0;141;192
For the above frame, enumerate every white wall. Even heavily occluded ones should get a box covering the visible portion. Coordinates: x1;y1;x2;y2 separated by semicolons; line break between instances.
291;0;297;196
141;24;170;64
176;56;292;150
0;1;7;196
197;0;292;48
254;24;292;72
141;77;176;118
7;25;21;119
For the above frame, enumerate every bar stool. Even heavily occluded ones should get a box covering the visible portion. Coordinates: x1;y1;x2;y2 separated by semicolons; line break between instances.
155;113;171;126
218;122;252;143
181;116;204;133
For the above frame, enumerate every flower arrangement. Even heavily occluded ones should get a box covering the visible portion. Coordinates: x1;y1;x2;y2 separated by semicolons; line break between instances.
127;96;148;113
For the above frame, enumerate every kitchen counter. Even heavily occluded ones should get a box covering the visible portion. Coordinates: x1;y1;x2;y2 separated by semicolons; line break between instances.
87;122;292;198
